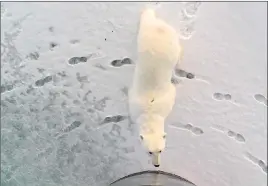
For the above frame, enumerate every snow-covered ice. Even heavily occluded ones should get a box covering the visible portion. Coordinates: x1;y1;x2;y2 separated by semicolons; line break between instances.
1;2;267;186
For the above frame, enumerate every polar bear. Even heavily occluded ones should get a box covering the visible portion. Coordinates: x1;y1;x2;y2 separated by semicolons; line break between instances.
128;8;183;167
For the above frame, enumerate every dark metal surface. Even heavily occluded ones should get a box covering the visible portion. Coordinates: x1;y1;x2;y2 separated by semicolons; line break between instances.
110;170;196;186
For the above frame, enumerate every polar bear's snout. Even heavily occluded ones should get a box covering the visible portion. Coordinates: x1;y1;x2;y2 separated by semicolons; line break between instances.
152;152;161;167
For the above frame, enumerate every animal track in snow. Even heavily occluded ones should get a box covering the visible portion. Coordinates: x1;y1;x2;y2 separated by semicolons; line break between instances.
93;96;110;112
111;57;133;67
244;152;267;174
76;72;89;83
49;42;58;50
179;21;195;40
1;84;14;94
121;86;128;96
179;2;201;40
35;75;53;87
70;39;79;44
109;123;122;136
228;131;245;142
173;69;209;85
48;26;54;32
175;69;195;79
37;68;45;74
26;51;39;60
213;92;232;101
254;94;267;106
211;125;246;143
82;90;92;102
57;71;67;78
73;99;81;106
91;115;127;132
84;95;110;113
63;121;82;133
102;115;127;124
110;59;122;67
169;123;204;135
68;56;88;65
183;1;202;18
68;52;104;65
172;69;200;85
54;120;82;138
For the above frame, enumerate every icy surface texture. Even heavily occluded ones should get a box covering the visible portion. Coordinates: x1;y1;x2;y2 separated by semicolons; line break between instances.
1;2;267;186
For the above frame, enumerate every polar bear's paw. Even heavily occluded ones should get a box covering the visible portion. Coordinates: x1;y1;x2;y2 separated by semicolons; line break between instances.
171;76;182;85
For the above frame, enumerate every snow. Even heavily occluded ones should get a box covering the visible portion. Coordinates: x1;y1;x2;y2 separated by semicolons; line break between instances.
1;2;267;186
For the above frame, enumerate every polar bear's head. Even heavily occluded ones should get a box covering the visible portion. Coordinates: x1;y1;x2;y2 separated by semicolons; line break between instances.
138;114;166;167
140;132;166;167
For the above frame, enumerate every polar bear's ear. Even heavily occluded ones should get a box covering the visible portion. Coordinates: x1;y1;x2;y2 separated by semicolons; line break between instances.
140;135;144;140
163;133;167;139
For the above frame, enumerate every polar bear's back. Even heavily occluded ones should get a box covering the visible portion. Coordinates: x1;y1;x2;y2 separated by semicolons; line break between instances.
132;8;181;93
129;83;176;121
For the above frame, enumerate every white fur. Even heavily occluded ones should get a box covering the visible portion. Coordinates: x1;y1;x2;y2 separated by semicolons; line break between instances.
128;8;183;167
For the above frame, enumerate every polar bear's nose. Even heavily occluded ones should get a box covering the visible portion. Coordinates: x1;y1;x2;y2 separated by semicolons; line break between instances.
154;164;160;167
